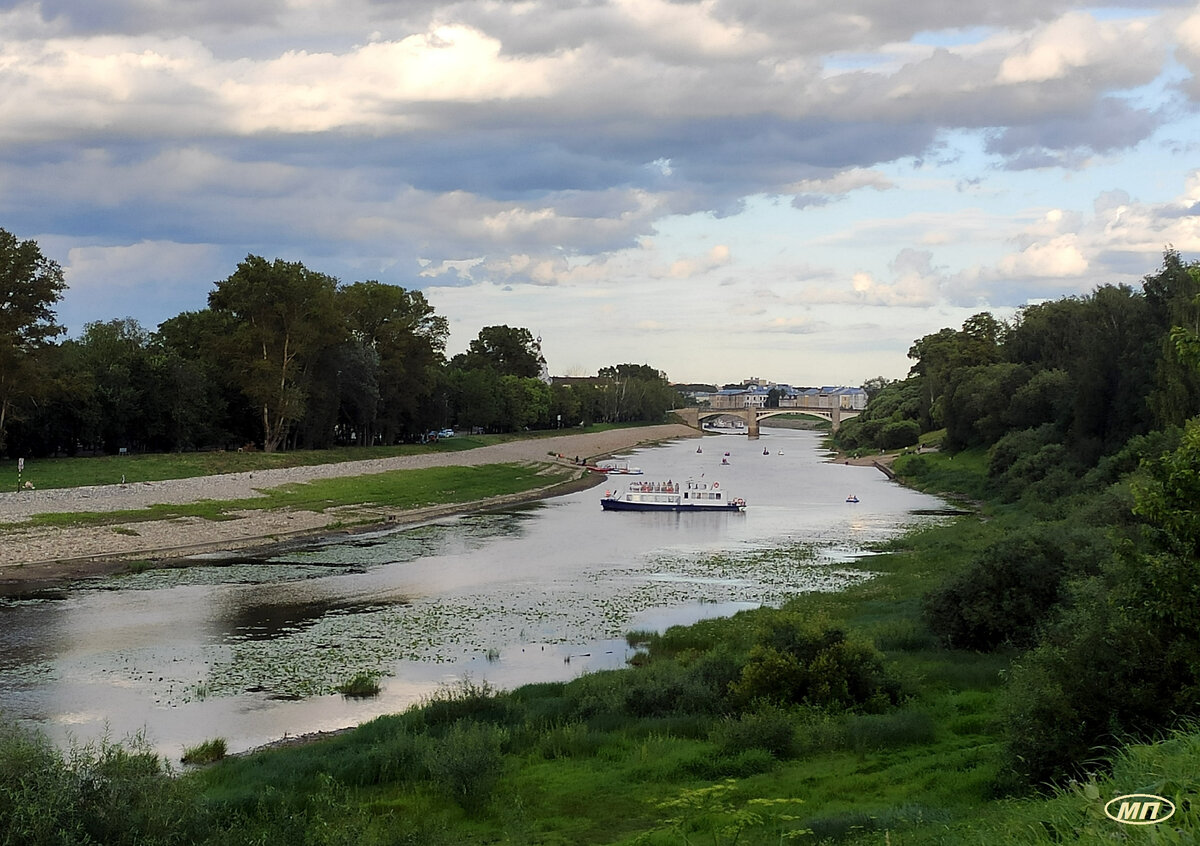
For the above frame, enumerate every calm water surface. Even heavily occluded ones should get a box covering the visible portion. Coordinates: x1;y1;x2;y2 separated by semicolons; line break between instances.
0;429;948;760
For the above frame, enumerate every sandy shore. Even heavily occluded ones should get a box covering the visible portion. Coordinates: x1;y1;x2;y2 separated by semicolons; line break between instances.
0;425;698;593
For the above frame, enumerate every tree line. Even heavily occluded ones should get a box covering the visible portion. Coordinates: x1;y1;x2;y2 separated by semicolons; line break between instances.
838;250;1200;787
0;233;682;457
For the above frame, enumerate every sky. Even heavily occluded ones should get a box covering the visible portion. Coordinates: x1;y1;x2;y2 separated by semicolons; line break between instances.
4;2;1200;387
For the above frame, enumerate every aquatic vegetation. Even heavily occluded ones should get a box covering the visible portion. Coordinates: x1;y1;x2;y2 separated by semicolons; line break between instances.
181;738;227;765
98;523;898;703
335;673;381;698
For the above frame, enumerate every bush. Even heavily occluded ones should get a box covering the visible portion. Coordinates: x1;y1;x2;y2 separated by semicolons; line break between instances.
424;722;506;811
413;679;513;731
922;524;1108;651
710;704;796;759
729;614;898;710
620;659;729;718
1001;551;1200;787
987;424;1058;479
879;419;920;450
0;724;209;845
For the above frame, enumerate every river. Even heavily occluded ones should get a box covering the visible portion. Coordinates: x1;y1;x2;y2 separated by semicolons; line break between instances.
0;428;947;761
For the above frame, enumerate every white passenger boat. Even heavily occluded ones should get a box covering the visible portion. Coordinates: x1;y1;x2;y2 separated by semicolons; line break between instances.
601;480;746;512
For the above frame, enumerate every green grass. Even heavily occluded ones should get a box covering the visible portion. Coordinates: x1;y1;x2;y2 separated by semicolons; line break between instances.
6;430;1188;844
0;423;643;492
171;505;1023;844
892;447;994;502
6;462;577;530
181;738;228;766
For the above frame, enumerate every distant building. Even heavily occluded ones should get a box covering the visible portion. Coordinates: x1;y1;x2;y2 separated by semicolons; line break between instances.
711;385;772;409
709;383;867;412
780;386;867;411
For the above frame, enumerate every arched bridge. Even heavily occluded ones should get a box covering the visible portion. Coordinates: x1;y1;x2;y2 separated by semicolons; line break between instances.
673;406;862;438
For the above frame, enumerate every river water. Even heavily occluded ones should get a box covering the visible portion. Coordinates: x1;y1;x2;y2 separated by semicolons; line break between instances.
0;429;947;761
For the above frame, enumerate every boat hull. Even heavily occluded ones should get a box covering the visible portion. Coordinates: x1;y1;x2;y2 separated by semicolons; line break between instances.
600;499;745;513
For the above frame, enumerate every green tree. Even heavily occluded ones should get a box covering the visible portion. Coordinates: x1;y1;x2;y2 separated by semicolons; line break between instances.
861;376;893;401
455;325;542;378
907;313;1004;431
941;363;1029;450
154;309;246;450
0;229;67;452
209;256;344;452
71;318;161;453
596;364;679;422
339;281;447;443
4;342;92;456
1145;251;1200;427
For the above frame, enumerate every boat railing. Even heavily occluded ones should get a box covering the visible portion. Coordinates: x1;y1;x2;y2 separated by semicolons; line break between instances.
631;481;680;493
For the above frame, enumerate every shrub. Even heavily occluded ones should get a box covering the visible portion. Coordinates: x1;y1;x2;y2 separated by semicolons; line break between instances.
987;424;1058;479
620;659;727;718
710;704;796;759
423;722;506;811
414;679;513;731
879;419;920;450
1000;548;1200;788
729;613;898;710
922;524;1108;651
0;724;209;845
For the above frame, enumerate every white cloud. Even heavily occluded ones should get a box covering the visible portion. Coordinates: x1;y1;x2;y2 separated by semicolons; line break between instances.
996;235;1089;278
996;12;1150;84
3;1;1199;382
64;241;221;291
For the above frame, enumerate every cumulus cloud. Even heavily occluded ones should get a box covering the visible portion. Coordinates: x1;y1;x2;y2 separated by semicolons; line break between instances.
1;0;1198;380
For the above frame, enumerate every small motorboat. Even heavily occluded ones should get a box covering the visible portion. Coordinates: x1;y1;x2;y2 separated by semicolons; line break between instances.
846;495;859;503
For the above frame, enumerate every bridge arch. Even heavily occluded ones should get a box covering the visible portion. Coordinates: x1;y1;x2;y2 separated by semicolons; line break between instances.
674;406;861;437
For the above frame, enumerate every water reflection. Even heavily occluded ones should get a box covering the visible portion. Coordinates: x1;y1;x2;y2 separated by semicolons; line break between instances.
0;428;951;759
222;596;412;642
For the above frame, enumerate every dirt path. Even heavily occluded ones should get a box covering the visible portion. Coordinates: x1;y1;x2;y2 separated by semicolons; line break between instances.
0;425;697;592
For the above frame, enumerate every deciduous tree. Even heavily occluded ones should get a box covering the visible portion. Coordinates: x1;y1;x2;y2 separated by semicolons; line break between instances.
209;256;343;452
0;229;66;452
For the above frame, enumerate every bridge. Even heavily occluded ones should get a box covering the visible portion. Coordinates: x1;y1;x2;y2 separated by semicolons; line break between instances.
673;406;862;438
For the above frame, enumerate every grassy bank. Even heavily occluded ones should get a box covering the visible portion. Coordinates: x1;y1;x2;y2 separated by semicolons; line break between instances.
7;462;580;531
3;442;1194;844
1;423;638;492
